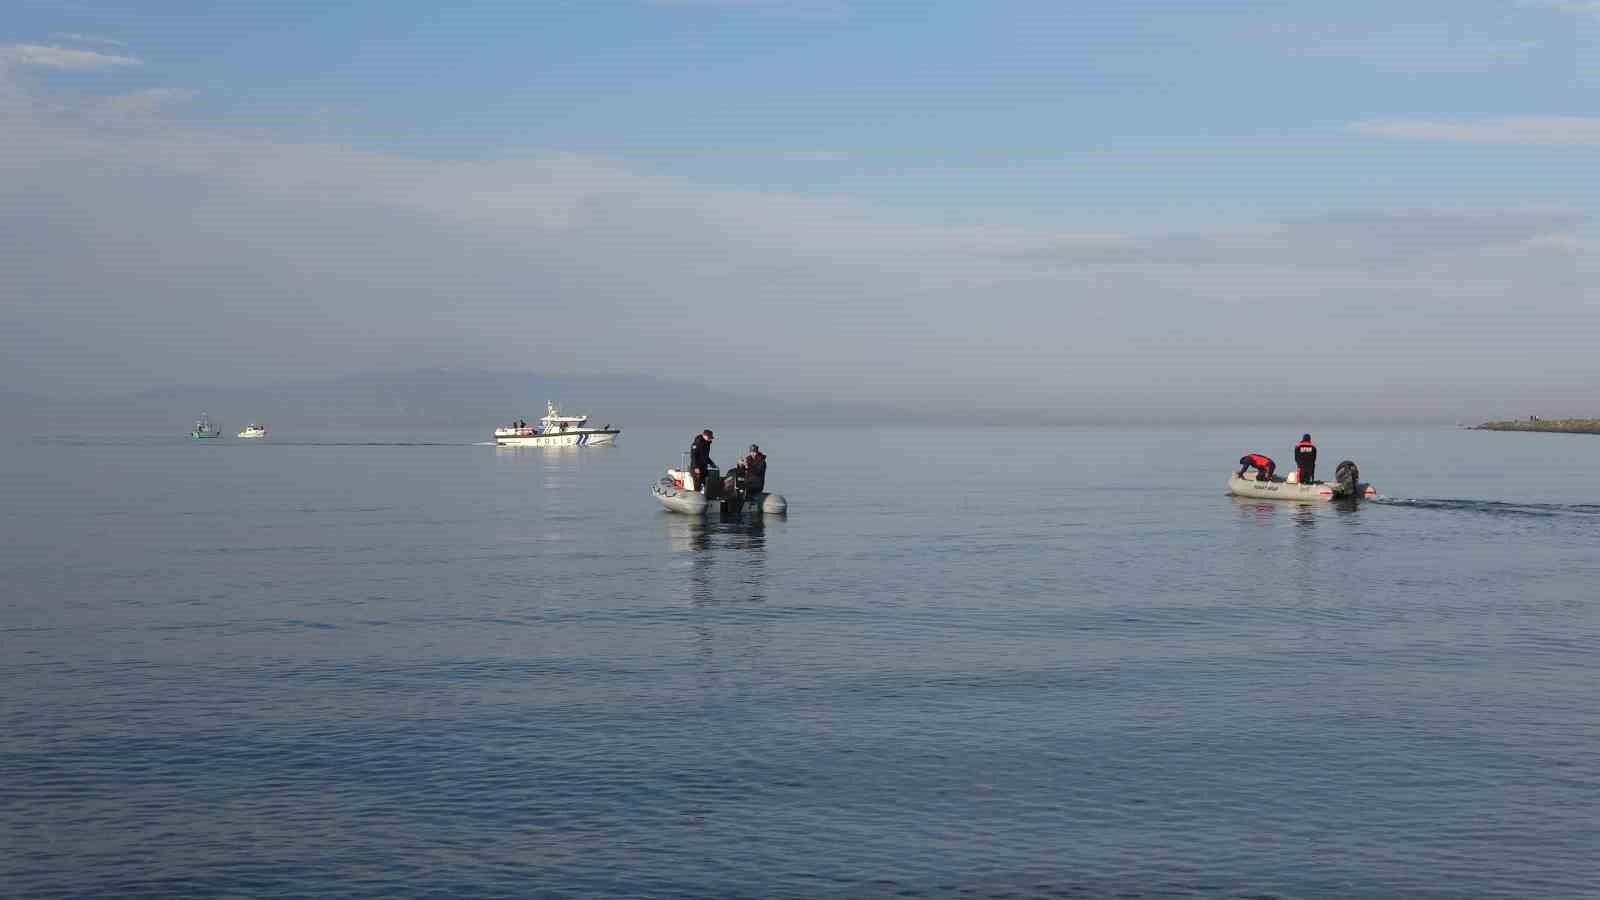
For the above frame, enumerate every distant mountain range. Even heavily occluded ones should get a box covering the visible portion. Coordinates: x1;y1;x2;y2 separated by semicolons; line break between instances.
7;369;921;431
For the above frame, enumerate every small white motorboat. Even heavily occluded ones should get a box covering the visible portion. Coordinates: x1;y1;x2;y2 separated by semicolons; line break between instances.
238;424;267;439
1228;460;1375;501
652;465;787;516
495;401;619;447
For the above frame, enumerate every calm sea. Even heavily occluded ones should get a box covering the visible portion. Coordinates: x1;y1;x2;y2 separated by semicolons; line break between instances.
3;426;1598;898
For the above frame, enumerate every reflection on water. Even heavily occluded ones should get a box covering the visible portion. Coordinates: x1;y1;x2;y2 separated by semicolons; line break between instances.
660;512;775;688
1232;496;1367;528
1233;497;1280;526
539;447;584;499
664;513;769;606
490;443;609;548
664;512;768;554
666;514;709;555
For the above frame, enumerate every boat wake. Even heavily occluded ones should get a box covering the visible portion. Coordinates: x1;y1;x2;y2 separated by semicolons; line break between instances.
1374;497;1600;519
270;440;479;447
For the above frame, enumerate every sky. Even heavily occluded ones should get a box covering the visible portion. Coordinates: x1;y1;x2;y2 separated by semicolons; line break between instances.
2;0;1597;422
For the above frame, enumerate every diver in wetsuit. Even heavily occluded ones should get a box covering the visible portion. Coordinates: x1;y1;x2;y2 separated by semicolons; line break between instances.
1237;453;1276;481
1294;434;1317;483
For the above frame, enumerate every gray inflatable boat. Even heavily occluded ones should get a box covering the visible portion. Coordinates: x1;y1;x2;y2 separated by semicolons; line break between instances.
653;466;787;516
1228;460;1375;501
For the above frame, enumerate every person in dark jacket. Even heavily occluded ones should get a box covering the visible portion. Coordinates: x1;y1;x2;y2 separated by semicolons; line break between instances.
1293;434;1317;483
741;445;767;494
1237;453;1275;481
689;429;715;491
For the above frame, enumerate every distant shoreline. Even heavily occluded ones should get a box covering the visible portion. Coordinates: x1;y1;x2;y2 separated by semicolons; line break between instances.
1474;418;1600;435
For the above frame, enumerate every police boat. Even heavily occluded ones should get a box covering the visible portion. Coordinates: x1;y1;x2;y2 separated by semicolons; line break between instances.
494;401;619;447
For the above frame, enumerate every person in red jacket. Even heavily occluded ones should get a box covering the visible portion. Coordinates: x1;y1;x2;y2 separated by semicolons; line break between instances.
1237;453;1276;481
1293;434;1317;483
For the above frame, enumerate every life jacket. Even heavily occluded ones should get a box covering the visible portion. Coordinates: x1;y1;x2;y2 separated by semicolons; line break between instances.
1246;453;1273;468
1295;439;1315;451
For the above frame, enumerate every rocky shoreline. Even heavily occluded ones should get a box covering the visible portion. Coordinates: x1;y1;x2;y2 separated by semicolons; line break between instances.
1474;418;1600;435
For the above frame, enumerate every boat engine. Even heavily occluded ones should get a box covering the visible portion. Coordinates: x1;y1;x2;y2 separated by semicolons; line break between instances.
720;465;749;515
701;465;724;499
1335;460;1360;496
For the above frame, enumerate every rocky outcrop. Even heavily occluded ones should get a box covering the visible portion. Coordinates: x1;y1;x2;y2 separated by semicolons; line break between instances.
1475;418;1600;435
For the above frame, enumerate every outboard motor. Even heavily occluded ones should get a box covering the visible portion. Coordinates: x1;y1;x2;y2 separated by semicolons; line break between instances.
702;465;725;500
1334;460;1360;497
720;465;748;515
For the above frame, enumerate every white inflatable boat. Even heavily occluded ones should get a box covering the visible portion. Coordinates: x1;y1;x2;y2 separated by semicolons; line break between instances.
1228;459;1375;501
652;466;787;516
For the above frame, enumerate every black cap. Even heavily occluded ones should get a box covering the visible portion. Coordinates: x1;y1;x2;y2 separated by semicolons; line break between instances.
703;429;714;438
1302;433;1311;441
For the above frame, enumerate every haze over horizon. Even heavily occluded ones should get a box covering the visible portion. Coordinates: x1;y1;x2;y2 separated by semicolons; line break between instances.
3;1;1596;424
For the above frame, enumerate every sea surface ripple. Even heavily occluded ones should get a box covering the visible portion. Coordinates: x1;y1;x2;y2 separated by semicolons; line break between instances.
4;427;1598;898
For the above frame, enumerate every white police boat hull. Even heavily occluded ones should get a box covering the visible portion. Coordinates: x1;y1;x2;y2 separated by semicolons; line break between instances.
652;469;787;516
497;429;618;448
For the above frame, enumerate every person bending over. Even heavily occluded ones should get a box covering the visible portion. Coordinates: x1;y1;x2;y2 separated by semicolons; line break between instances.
1237;453;1276;482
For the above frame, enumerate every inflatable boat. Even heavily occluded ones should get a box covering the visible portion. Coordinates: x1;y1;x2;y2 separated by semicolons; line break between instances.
1228;460;1376;501
653;465;787;516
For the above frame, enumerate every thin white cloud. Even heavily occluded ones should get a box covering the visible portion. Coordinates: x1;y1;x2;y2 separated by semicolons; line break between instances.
645;0;848;16
1348;116;1600;145
50;33;128;47
1518;0;1600;21
1523;232;1587;252
1487;39;1541;60
648;0;790;6
785;149;846;163
986;209;1586;269
2;61;1593;422
2;43;141;69
100;88;195;116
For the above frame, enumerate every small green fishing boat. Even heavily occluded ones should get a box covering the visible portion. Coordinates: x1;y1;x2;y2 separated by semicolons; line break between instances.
191;414;222;439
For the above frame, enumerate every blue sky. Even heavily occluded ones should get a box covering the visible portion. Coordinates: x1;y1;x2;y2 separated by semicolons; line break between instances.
2;1;1597;420
13;1;1597;214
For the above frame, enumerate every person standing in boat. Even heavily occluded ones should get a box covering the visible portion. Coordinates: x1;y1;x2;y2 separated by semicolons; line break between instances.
742;445;767;494
1293;434;1317;483
1237;453;1275;481
689;429;715;491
